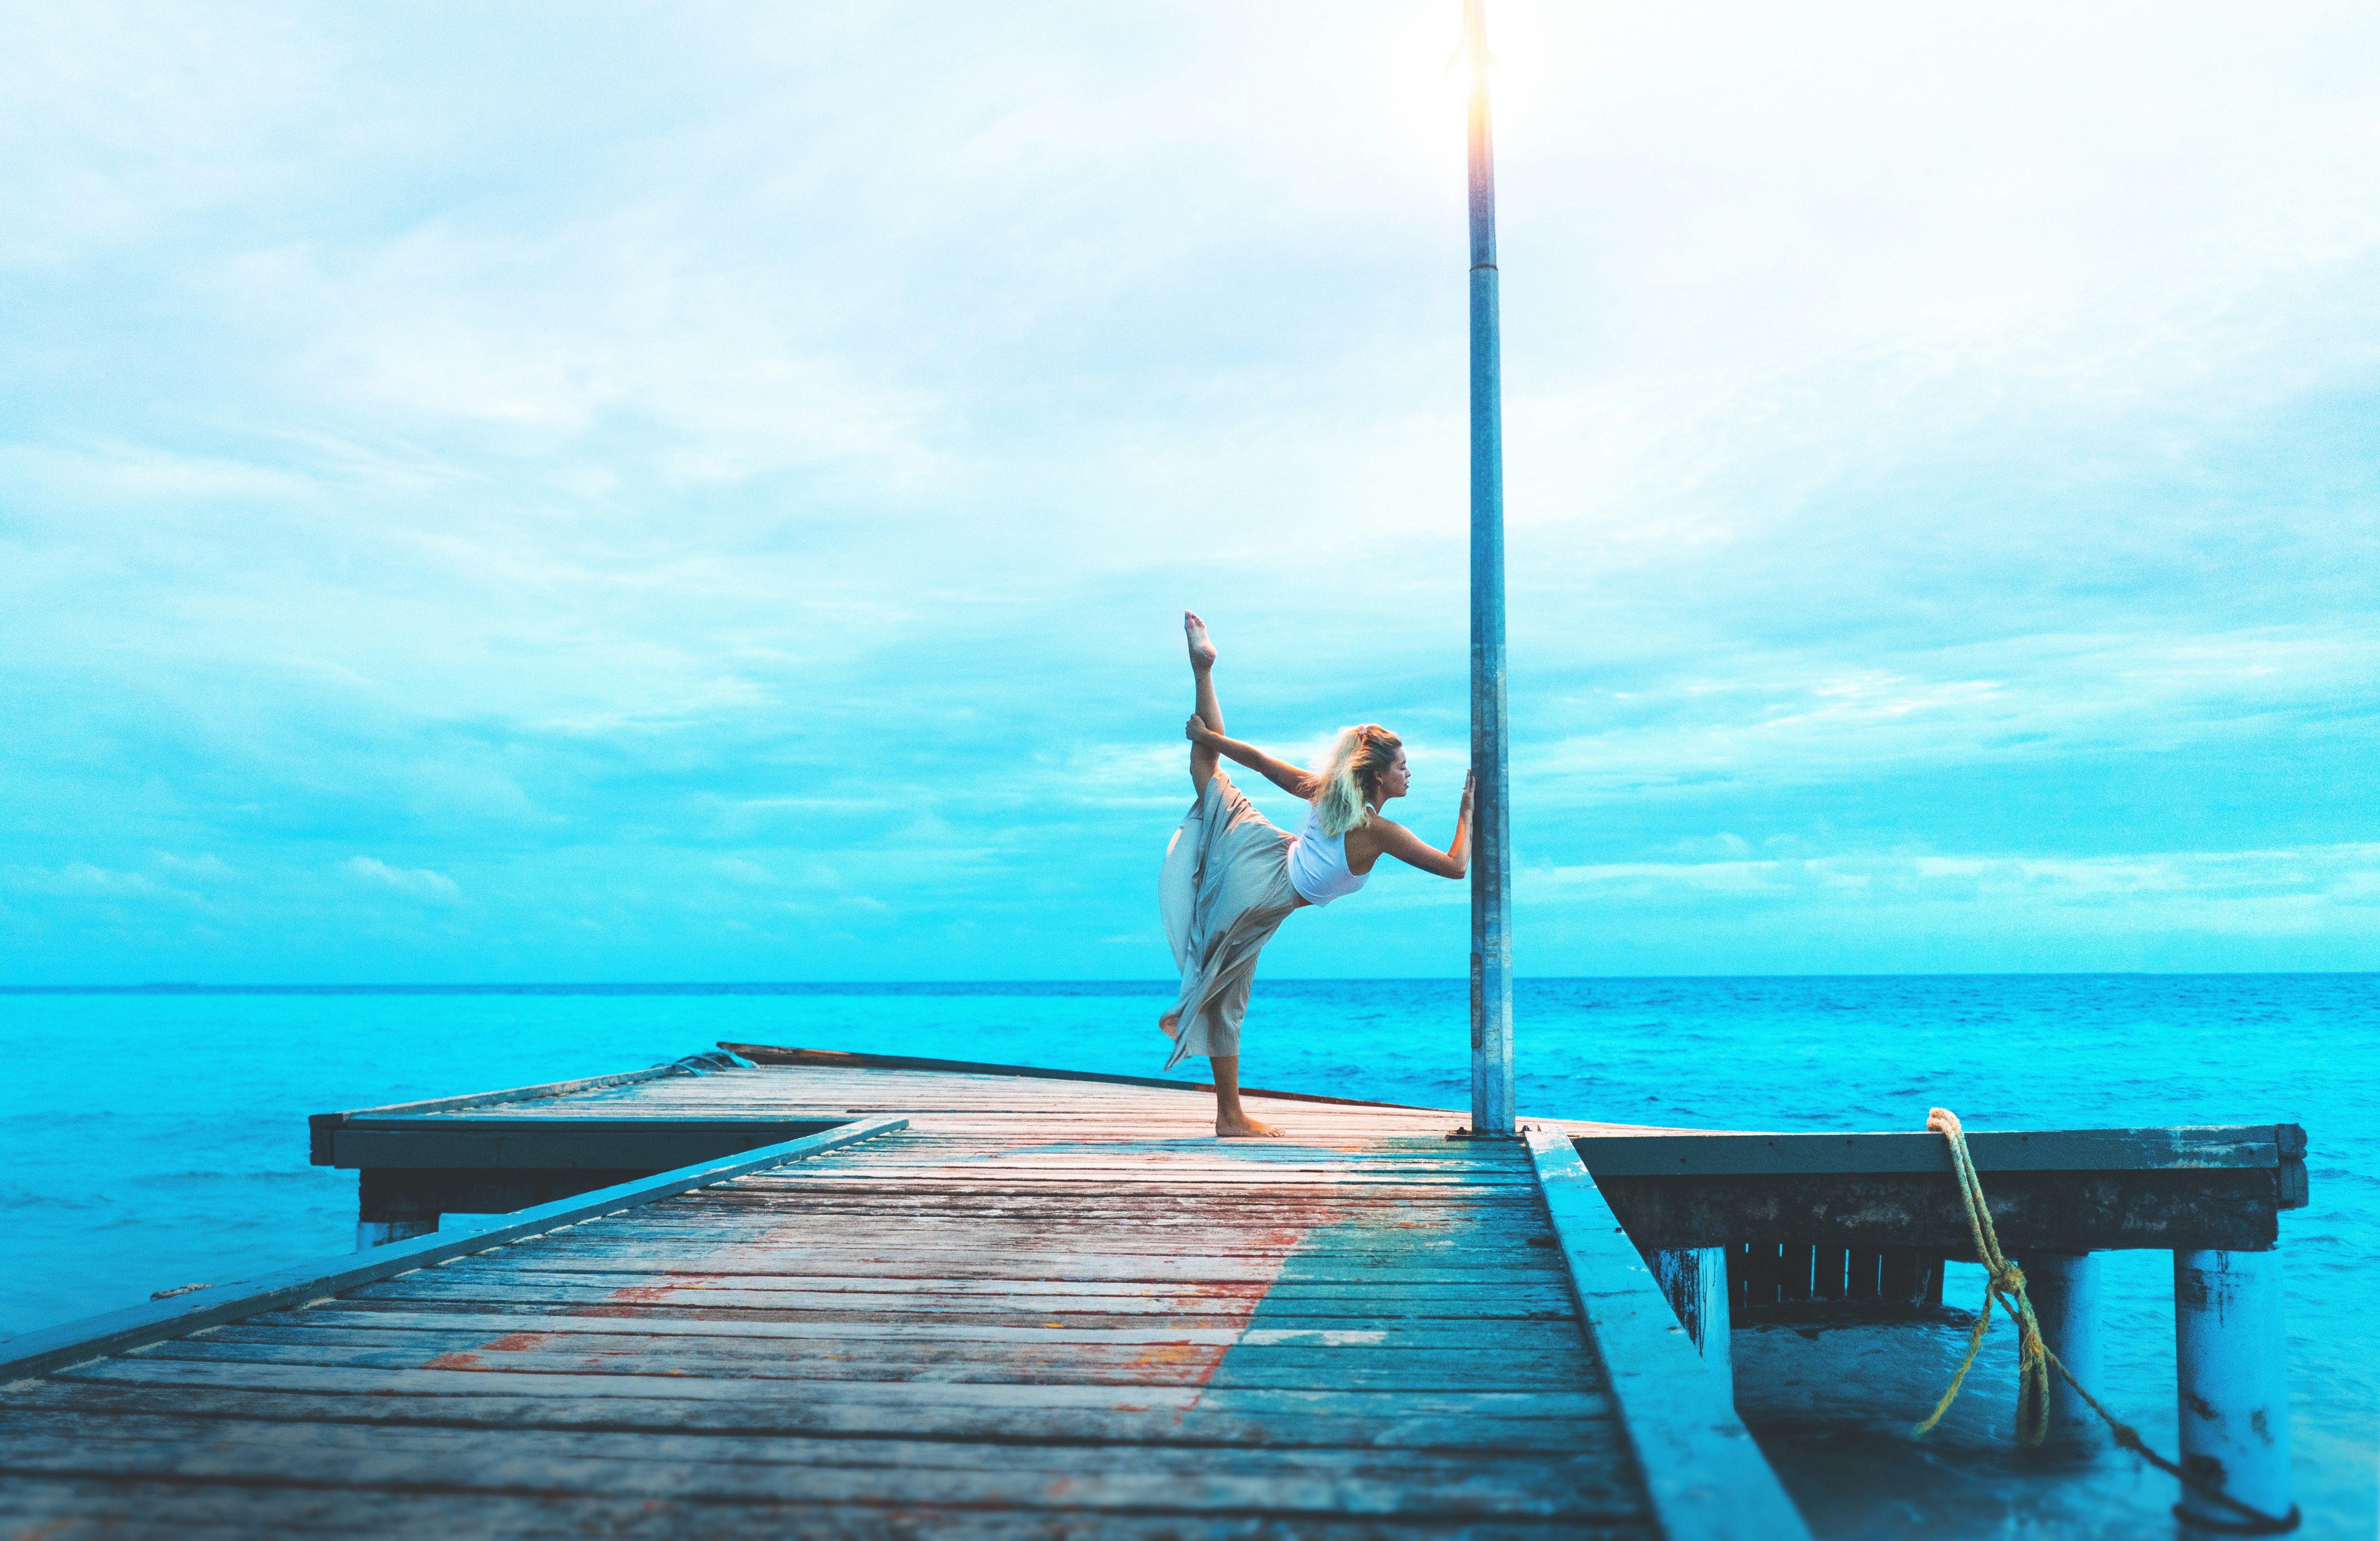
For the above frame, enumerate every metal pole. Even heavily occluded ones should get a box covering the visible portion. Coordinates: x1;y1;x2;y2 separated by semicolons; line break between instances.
2173;1249;2293;1534
1464;0;1515;1137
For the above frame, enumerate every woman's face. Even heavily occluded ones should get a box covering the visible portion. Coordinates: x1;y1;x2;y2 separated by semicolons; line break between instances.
1376;749;1411;803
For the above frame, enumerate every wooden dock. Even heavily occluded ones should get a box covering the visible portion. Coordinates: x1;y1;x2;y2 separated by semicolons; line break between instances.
0;1054;1800;1539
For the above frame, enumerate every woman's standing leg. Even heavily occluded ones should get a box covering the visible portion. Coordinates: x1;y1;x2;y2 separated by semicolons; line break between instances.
1209;1055;1282;1139
1186;611;1222;792
1198;957;1282;1138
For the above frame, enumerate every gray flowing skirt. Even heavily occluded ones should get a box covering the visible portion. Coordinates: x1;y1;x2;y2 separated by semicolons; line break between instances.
1159;771;1304;1070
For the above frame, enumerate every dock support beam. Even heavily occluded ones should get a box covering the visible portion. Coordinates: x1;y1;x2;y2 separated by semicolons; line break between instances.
2173;1249;2293;1534
2018;1251;2104;1450
1650;1247;1732;1401
357;1218;436;1250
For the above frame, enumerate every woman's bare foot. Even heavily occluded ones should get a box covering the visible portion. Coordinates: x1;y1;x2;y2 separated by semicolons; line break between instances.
1184;610;1217;670
1217;1112;1285;1138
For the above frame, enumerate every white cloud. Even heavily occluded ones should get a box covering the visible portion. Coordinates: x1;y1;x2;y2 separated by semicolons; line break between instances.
32;864;158;897
152;853;233;878
1531;627;2380;800
343;857;460;899
0;443;313;511
1661;834;1753;860
1534;843;2380;937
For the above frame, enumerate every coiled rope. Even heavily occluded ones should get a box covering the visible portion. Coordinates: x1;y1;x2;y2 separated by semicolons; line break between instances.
1913;1107;2299;1536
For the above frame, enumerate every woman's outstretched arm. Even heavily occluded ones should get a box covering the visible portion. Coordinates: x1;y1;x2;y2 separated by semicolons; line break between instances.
1364;772;1474;878
1186;718;1317;799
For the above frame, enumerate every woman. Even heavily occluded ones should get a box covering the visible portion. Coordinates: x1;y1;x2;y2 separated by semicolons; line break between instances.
1159;611;1473;1137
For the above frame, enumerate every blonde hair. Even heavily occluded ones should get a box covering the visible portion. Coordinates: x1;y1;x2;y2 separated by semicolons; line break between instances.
1310;725;1403;838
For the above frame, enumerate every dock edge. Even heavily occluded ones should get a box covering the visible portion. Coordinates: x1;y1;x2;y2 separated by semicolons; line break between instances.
1525;1124;1813;1541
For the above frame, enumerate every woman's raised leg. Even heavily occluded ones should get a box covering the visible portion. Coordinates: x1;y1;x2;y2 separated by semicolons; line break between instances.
1163;611;1226;1048
1186;610;1222;792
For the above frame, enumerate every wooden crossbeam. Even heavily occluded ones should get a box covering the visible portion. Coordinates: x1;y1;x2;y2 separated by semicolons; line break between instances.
326;1116;844;1171
1576;1124;2305;1176
307;1058;728;1164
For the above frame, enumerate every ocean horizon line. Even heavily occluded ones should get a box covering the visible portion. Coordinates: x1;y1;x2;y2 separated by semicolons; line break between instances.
3;971;2373;996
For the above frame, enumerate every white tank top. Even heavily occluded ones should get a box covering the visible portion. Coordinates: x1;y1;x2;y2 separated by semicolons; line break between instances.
1286;805;1369;906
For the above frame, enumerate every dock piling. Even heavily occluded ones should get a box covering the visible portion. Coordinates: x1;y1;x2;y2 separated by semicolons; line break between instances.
2018;1250;2105;1450
354;1217;436;1250
2173;1249;2293;1533
1650;1246;1734;1400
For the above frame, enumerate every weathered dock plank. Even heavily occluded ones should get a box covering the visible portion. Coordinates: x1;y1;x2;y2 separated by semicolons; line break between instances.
240;1308;1595;1348
0;1119;906;1384
0;1482;1661;1541
0;1418;1645;1512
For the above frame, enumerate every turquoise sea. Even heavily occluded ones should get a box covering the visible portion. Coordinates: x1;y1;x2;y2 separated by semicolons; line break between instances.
0;977;2372;1538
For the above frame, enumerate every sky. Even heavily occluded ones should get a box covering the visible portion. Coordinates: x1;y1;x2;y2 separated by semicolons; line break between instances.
3;0;2376;984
